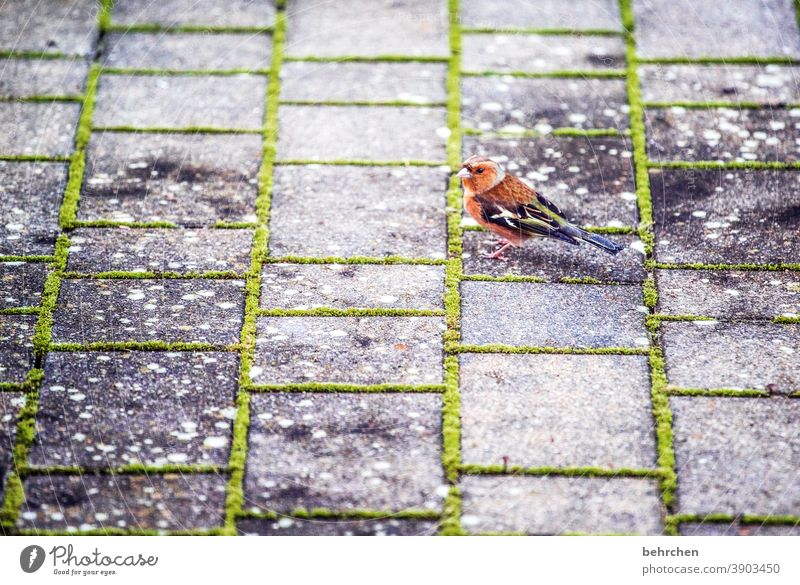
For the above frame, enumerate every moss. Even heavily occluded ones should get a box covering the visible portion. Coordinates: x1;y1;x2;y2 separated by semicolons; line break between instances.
654;261;800;271
648;346;678;510
461;27;623;36
774;316;800;324
93;125;263;135
258;308;445;317
59;64;100;229
650;160;800;170
276;158;447;167
280;99;447;107
667;513;800;527
460;464;664;478
248;382;445;393
0;95;84;103
666;387;770;397
440;487;466;536
462;69;626;78
214;220;258;229
0;307;40;315
0;154;71;162
31;234;69;356
265;255;446;265
450;343;649;355
0;255;55;263
642;276;658;309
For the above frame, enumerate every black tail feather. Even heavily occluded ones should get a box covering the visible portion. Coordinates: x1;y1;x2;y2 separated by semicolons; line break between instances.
574;229;625;255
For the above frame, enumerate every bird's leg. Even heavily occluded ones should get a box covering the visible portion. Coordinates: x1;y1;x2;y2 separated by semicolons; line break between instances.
492;237;509;248
481;242;514;260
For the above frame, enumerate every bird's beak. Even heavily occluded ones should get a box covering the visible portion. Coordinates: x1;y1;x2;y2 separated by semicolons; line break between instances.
456;167;471;179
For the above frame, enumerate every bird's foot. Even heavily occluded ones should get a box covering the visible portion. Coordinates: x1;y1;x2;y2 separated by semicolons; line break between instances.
492;238;509;248
481;242;514;261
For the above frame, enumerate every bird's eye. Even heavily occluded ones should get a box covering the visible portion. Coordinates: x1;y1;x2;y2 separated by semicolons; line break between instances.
476;167;485;174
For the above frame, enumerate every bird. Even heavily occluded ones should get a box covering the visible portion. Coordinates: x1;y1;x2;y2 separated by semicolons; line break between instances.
456;155;625;260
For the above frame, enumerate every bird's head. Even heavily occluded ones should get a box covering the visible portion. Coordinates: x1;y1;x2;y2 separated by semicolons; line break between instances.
456;155;506;194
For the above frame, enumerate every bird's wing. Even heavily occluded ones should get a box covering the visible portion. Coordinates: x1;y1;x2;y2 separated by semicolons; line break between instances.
474;195;579;244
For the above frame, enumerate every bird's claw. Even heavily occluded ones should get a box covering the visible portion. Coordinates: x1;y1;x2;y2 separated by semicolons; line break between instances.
481;242;514;261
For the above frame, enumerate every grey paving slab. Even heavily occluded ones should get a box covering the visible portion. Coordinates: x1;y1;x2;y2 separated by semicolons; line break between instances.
462;34;625;74
244;393;445;512
460;476;663;535
461;282;648;348
639;65;800;105
651;169;800;265
0;392;24;502
0;262;48;308
51;279;245;345
656;269;800;320
66;228;254;274
103;33;272;71
93;75;266;130
0;315;35;383
269;165;447;259
238;517;438;536
0;161;67;257
460;0;622;31
286;0;448;58
463;135;638;228
661;322;800;393
645;107;800;163
79;132;262;225
680;523;800;536
112;0;276;28
0;58;89;98
252;317;445;385
19;474;227;532
279;62;447;104
634;0;800;59
0;102;80;156
463;77;629;132
261;264;445;310
463;232;644;283
0;0;98;56
460;354;656;469
277;106;447;161
31;352;238;468
672;396;800;516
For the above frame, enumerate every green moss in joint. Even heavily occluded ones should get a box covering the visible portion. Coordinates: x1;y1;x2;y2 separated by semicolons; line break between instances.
460;464;664;478
449;343;648;355
462;69;626;79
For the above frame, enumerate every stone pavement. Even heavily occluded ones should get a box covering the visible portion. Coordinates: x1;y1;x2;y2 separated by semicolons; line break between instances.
0;0;798;536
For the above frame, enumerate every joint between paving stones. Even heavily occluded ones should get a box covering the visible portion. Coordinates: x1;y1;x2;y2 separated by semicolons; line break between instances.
461;27;624;37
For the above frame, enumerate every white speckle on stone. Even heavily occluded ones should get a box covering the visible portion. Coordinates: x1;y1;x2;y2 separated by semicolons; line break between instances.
203;436;228;449
278;419;294;428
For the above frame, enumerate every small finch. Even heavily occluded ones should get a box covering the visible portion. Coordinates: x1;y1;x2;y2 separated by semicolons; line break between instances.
457;155;625;260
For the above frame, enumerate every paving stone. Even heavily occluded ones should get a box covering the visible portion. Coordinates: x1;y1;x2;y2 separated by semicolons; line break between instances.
103;32;272;71
238;517;438;536
66;228;254;274
462;34;625;74
0;102;80;156
280;62;447;104
634;0;800;59
0;392;24;502
19;473;227;532
261;264;445;310
651;168;800;265
51;279;245;345
461;282;648;348
0;315;35;382
0;58;89;98
661;322;800;392
78;132;262;225
252;317;445;385
244;393;445;512
0;0;98;56
671;396;800;515
463;77;629;132
277;106;447;161
461;0;622;31
460;354;656;469
463;135;638;227
680;523;800;536
112;0;276;28
31;351;237;468
645;107;800;163
93;75;266;130
269;165;447;259
463;233;644;283
0;262;48;308
0;161;68;257
286;0;448;58
639;64;800;105
656;269;800;319
460;476;663;534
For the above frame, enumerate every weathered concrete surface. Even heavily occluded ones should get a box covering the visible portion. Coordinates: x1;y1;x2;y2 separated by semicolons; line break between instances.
0;262;49;308
0;103;80;156
244;393;445;512
671;397;800;516
0;58;88;98
0;315;36;383
112;0;276;28
238;517;439;536
461;0;623;31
